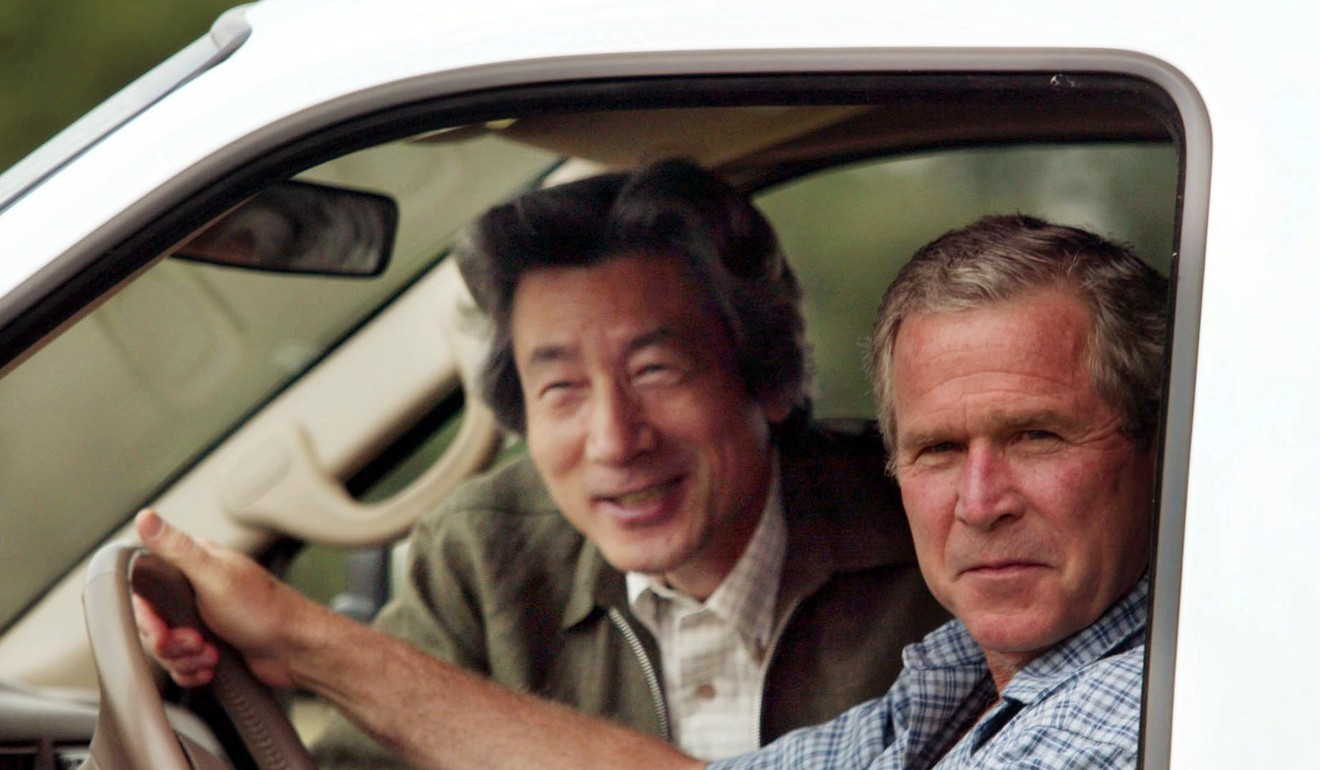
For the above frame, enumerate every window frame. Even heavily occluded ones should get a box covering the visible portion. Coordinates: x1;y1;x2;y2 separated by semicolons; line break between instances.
0;51;1208;769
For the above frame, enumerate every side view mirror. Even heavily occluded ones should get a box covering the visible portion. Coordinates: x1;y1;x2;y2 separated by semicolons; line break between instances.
174;180;397;277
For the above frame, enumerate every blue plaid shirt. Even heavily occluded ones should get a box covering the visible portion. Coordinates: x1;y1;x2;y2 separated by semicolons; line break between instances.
710;577;1148;770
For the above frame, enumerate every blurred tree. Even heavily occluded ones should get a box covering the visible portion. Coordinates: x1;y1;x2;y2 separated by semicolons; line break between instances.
0;0;239;171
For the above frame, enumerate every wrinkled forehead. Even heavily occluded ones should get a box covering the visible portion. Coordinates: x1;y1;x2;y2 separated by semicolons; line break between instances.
891;291;1096;407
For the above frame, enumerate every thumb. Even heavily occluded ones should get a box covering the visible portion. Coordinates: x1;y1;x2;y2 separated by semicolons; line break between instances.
135;509;222;588
133;510;306;691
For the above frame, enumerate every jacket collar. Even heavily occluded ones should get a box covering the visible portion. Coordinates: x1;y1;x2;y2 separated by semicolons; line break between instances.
561;424;917;629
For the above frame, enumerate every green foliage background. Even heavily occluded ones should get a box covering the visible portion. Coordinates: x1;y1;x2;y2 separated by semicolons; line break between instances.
0;0;240;172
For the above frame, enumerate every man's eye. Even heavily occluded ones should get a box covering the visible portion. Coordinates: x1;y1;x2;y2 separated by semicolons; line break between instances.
633;362;684;385
907;441;960;465
1022;430;1060;442
538;380;580;399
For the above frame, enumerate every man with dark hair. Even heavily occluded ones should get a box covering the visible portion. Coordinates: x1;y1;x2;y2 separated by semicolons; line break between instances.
136;211;1164;769
141;159;947;765
460;159;810;437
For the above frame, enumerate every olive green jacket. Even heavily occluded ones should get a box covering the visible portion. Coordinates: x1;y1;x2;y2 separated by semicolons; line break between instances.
312;425;948;768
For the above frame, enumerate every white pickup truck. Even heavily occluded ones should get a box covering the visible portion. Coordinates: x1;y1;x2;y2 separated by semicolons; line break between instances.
0;1;1310;768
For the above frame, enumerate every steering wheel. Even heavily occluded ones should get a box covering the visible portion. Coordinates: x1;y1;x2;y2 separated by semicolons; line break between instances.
81;541;316;770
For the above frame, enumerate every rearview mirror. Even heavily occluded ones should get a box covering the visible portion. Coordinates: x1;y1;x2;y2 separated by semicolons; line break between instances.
174;180;397;277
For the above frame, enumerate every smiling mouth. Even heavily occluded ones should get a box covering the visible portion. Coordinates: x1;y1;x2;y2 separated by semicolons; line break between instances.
602;478;682;508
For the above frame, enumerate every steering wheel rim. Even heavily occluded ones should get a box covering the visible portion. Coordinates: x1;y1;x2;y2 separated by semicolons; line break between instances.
82;541;316;770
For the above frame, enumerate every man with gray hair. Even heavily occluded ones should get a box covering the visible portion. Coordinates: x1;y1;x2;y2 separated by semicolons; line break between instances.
134;212;1166;769
707;212;1166;768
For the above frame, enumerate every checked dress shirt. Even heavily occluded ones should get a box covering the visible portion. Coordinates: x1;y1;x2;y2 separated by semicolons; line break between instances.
709;576;1149;770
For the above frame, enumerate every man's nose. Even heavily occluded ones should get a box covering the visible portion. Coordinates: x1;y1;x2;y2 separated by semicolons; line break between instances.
954;445;1020;530
584;383;655;464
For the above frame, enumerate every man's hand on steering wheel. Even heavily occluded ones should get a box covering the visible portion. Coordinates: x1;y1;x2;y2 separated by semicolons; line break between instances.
132;509;305;691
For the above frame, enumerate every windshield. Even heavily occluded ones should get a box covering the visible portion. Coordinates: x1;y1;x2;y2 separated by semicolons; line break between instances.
0;133;558;629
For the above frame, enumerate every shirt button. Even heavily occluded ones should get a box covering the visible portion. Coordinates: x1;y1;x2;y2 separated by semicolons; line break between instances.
695;683;717;700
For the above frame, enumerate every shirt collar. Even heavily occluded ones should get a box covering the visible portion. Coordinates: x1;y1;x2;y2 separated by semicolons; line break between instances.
1001;574;1149;704
626;460;786;655
905;574;1150;691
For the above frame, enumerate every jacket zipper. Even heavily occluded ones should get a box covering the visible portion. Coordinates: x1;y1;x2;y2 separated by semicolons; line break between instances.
609;607;672;742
